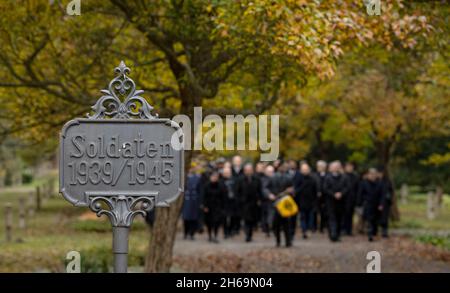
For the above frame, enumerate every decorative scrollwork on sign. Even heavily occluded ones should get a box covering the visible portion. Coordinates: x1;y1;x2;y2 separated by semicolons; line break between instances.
89;195;155;227
88;61;158;119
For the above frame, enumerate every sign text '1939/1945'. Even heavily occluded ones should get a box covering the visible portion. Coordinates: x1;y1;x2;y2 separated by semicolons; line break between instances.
67;133;175;186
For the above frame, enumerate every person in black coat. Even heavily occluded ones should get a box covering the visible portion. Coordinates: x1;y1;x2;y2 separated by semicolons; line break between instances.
378;169;393;238
235;163;263;242
202;171;227;243
294;162;318;239
343;162;360;236
286;159;298;180
323;161;350;242
221;166;236;238
261;165;278;237
279;162;297;238
231;155;244;234
266;165;294;247
258;163;272;236
313;160;328;233
255;162;266;233
358;168;384;241
196;163;214;233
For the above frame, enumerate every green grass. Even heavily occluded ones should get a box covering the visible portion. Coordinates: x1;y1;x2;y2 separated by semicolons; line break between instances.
395;192;450;231
72;219;147;233
415;235;450;251
394;191;450;250
0;177;149;272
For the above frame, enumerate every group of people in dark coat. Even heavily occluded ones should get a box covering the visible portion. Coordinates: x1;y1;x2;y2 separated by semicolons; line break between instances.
181;155;394;245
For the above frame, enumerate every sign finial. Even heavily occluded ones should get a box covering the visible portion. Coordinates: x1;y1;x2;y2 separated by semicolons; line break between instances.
88;61;157;120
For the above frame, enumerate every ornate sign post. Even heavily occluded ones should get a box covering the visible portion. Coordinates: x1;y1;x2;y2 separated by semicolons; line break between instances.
59;61;184;273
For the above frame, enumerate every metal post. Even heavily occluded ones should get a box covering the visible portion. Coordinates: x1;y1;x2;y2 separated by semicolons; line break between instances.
88;195;155;273
112;226;129;273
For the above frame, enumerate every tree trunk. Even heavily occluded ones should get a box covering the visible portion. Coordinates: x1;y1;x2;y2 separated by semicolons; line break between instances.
144;198;182;272
144;98;196;272
376;141;400;221
389;182;400;221
144;150;192;272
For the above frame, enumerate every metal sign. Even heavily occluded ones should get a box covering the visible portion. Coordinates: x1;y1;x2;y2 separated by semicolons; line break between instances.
59;61;184;272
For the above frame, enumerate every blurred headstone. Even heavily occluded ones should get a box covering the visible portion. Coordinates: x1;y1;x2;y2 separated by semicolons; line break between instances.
46;181;51;198
12;169;22;186
4;203;13;242
400;184;409;204
18;197;26;229
427;191;437;220
28;192;35;217
41;183;47;202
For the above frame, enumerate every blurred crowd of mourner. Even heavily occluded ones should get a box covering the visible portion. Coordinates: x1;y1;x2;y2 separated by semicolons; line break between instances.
149;155;394;246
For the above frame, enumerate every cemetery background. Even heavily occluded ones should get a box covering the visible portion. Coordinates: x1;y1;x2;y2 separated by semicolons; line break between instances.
0;171;449;272
0;1;449;272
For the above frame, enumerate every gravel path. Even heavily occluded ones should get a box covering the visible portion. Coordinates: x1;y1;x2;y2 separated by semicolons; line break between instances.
172;231;450;273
